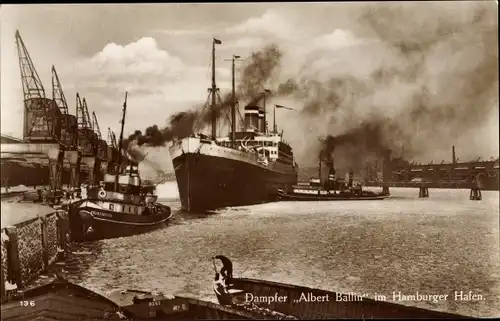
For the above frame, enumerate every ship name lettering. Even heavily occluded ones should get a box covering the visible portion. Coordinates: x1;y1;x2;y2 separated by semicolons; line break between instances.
91;211;113;218
298;292;329;302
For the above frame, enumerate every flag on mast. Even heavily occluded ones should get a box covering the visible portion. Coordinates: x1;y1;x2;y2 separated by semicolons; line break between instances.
275;104;294;110
214;38;222;44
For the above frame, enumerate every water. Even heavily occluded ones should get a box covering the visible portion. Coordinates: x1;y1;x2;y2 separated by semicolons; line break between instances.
58;184;499;318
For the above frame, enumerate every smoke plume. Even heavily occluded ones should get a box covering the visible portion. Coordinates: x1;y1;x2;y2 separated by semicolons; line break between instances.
125;2;497;175
126;44;283;148
275;1;498;170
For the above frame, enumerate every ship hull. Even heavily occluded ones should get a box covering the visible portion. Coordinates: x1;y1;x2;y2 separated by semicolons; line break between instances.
170;138;298;212
69;200;172;242
277;189;389;201
218;277;471;319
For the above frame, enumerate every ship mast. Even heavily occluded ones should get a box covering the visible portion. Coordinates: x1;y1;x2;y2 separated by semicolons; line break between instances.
115;91;128;191
211;38;222;139
231;54;240;148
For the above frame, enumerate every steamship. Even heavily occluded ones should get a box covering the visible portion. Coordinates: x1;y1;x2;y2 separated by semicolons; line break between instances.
169;39;298;212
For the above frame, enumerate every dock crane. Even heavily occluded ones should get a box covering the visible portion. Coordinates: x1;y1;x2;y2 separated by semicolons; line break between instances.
76;94;100;186
82;98;94;134
16;31;61;139
108;128;118;149
107;128;121;174
76;94;94;154
52;66;78;148
91;110;109;180
15;30;64;197
52;65;80;188
92;111;102;141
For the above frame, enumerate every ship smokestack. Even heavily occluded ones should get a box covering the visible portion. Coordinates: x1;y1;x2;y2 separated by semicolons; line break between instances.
258;110;265;133
327;156;335;189
244;105;260;132
452;145;456;164
382;149;392;194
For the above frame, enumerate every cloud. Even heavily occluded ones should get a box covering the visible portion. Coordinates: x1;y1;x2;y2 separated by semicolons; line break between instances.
226;9;296;39
58;36;233;134
151;29;210;36
84;37;184;82
310;29;364;51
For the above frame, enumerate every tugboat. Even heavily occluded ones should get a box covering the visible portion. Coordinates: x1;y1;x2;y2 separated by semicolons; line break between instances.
68;92;172;242
277;154;389;201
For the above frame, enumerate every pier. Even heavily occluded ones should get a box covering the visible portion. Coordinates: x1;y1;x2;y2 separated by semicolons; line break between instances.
364;146;499;199
1;31;129;201
0;201;70;302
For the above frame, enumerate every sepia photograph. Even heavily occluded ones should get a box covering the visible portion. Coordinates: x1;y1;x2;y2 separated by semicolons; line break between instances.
1;1;499;319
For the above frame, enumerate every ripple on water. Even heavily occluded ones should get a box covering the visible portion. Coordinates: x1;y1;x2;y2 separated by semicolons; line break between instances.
56;188;499;318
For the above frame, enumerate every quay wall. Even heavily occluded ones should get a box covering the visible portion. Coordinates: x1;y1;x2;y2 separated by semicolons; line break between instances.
0;210;70;303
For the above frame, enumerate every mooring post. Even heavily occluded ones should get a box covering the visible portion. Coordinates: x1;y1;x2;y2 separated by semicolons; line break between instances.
5;227;22;289
469;186;482;201
469;178;482;201
419;184;429;198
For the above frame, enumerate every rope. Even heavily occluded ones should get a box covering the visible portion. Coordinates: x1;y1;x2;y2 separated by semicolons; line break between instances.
212;257;218;274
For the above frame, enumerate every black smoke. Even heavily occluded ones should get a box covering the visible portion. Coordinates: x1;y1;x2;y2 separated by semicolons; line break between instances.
275;1;498;169
126;44;283;148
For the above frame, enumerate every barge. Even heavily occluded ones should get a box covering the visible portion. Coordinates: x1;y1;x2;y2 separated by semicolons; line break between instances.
212;257;473;319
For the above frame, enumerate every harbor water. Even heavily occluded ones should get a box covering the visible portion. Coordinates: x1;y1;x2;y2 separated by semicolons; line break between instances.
54;184;499;318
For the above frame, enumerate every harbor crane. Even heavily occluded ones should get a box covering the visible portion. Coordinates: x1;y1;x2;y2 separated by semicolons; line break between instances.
91;110;109;180
108;128;118;149
76;94;100;186
107;128;121;174
52;66;80;187
92;111;102;140
13;30;64;197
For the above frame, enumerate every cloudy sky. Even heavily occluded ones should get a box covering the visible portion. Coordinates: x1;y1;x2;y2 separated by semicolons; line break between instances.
1;3;498;165
1;3;360;136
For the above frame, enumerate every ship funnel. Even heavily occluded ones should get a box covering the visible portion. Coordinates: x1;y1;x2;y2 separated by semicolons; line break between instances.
382;149;392;194
258;110;265;133
244;105;260;132
452;145;456;164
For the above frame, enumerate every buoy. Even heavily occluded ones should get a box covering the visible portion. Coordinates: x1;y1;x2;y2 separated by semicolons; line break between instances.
98;190;106;198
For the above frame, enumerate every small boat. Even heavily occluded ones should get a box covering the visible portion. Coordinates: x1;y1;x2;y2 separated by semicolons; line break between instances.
278;154;389;201
277;177;389;202
68;92;172;242
0;277;280;320
212;257;473;319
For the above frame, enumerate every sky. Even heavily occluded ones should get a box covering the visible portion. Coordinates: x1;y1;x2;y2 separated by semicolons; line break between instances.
2;3;363;137
1;2;498;167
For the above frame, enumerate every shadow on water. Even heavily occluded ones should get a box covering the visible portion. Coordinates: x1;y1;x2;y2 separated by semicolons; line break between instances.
28;241;106;289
